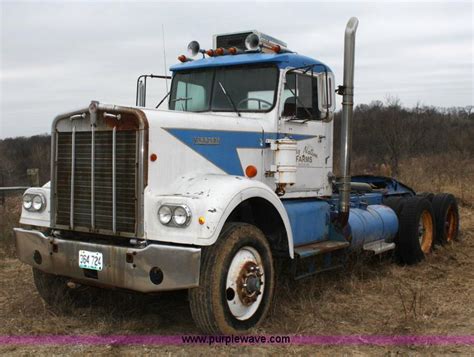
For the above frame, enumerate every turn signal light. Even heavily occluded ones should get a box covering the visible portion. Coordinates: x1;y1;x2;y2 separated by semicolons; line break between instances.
245;165;258;178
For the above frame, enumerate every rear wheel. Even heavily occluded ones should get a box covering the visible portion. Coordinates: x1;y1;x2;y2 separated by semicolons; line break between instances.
189;223;274;334
432;193;459;245
396;197;435;264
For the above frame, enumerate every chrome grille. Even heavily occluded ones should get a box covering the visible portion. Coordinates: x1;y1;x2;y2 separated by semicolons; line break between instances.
55;129;138;235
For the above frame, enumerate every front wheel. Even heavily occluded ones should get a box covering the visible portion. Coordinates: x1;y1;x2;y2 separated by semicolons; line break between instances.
189;223;275;334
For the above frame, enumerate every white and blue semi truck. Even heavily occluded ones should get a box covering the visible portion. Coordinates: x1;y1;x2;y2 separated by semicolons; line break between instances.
15;18;460;334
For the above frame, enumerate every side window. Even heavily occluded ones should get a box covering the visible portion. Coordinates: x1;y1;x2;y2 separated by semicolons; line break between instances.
169;71;212;112
282;72;320;120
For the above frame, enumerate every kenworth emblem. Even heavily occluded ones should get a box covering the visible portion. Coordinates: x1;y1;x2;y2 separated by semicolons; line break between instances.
193;136;221;145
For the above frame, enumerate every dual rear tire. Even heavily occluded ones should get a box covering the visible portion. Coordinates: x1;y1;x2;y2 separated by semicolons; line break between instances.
396;197;435;264
432;193;459;245
384;193;460;265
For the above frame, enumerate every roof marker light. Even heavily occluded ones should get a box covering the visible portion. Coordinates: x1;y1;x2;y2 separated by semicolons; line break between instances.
215;48;224;56
271;44;281;53
229;47;238;55
206;49;215;57
178;55;194;62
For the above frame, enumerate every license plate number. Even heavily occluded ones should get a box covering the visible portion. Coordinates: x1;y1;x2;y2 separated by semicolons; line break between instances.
78;250;103;271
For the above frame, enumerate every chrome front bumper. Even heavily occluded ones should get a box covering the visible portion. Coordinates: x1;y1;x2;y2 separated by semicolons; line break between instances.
14;228;201;293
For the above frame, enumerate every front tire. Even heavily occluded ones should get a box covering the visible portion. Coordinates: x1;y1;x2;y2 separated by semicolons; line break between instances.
189;223;275;334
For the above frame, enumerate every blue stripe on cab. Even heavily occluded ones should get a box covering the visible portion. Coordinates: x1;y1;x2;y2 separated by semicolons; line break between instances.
164;128;314;176
165;129;263;176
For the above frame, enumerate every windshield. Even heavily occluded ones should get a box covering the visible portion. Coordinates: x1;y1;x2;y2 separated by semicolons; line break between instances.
169;65;279;113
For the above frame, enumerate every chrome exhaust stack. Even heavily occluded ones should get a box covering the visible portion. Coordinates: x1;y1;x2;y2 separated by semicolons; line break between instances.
338;17;359;226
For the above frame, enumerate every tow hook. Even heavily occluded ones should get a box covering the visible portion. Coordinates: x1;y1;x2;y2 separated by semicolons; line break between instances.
66;281;80;289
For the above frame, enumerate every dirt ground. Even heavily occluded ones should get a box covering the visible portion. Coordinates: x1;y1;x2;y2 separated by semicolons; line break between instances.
0;206;473;356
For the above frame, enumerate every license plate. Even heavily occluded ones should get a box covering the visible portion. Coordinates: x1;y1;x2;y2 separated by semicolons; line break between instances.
78;250;103;271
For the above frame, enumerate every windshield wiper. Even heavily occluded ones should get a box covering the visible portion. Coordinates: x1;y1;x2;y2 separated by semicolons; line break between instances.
170;97;192;111
218;81;241;117
170;97;192;103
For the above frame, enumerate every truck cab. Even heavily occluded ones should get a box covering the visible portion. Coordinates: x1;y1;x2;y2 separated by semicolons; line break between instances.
163;49;335;198
14;19;459;335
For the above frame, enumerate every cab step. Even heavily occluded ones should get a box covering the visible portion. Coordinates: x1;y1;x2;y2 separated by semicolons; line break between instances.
363;240;395;255
292;240;350;280
294;240;350;259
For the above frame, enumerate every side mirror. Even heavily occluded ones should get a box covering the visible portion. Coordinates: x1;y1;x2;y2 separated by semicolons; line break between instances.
318;73;334;120
137;79;146;107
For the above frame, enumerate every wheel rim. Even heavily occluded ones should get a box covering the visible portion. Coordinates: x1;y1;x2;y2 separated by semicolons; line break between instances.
225;246;265;321
418;210;434;254
445;204;458;242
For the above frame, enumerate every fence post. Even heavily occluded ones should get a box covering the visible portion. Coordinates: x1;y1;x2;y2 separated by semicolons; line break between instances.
27;168;40;187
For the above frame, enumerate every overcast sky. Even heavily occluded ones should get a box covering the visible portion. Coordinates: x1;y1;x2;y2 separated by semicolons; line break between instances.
1;0;472;138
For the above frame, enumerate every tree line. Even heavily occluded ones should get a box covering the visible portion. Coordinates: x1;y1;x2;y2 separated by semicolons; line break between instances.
334;101;473;176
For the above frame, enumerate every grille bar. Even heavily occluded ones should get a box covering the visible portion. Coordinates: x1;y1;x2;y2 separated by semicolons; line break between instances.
91;124;95;229
70;126;76;228
112;126;116;234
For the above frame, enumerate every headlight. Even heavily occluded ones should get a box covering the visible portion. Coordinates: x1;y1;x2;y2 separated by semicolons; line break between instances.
23;194;33;210
23;193;46;212
158;204;191;227
158;205;172;225
173;206;191;226
32;195;45;211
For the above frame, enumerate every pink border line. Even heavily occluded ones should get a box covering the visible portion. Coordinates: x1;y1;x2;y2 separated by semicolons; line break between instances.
0;335;473;346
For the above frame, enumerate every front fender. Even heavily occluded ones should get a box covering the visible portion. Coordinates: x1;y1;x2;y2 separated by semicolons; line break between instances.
144;174;294;257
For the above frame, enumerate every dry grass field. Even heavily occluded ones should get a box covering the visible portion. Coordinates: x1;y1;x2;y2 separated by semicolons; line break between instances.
0;160;473;355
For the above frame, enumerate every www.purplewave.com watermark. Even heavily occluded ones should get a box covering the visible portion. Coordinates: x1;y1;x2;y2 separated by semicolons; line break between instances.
0;335;473;346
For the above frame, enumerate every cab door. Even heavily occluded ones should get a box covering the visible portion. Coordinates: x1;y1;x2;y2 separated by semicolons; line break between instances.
275;69;335;197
